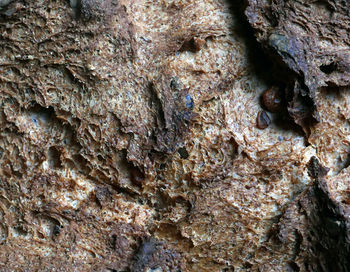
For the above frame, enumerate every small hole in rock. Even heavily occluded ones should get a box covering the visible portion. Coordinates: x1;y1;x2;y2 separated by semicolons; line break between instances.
179;37;204;53
178;147;189;159
13;225;28;237
72;154;90;175
287;261;300;272
243;262;252;269
53;224;60;236
320;62;337;74
47;146;62;168
130;166;145;186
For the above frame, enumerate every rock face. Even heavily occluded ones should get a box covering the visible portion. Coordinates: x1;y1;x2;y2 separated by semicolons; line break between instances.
246;0;350;91
0;0;349;271
245;1;350;271
246;0;350;135
276;162;350;272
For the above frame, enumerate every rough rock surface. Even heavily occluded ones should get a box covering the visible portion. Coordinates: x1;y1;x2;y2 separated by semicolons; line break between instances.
246;0;350;91
246;0;350;134
246;0;350;271
0;0;349;271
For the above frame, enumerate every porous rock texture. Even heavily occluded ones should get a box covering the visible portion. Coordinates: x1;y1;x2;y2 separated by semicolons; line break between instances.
0;0;349;271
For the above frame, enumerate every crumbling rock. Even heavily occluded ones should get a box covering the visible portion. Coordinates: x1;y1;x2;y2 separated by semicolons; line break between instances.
1;0;350;271
131;237;186;272
246;0;350;92
246;0;350;133
277;159;350;272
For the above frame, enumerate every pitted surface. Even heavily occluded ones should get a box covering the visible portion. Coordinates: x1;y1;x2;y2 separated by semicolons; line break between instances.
0;0;350;271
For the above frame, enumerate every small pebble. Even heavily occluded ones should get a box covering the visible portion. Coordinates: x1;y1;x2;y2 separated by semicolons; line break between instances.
32;117;39;127
184;94;194;110
262;86;282;112
256;110;271;129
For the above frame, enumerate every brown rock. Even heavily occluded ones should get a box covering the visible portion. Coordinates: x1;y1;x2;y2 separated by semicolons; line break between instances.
256;110;271;129
262;86;282;113
1;0;350;271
